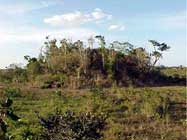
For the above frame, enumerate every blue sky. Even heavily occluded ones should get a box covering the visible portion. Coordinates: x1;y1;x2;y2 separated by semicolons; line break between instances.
0;0;186;68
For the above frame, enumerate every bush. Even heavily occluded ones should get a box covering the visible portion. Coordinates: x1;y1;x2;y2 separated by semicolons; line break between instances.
3;88;21;98
36;74;66;89
40;111;107;140
8;125;43;140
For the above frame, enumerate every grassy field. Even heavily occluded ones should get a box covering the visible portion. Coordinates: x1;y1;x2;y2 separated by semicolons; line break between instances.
0;84;186;140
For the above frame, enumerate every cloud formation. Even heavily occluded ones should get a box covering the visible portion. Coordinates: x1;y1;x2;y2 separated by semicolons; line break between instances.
0;26;98;44
0;0;63;14
44;8;112;26
108;24;125;31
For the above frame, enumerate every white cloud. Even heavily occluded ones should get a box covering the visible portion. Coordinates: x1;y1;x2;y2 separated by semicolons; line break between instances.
92;8;112;20
108;24;125;31
47;28;98;41
0;0;62;14
44;8;112;26
0;26;98;44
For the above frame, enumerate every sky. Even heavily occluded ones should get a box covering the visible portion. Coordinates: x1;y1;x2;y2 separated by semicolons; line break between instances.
0;0;186;68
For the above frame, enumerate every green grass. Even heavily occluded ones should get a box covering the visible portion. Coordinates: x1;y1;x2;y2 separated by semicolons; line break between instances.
0;85;186;140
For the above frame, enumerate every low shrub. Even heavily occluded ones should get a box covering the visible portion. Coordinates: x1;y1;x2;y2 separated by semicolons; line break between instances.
3;88;21;98
36;74;66;89
40;111;107;140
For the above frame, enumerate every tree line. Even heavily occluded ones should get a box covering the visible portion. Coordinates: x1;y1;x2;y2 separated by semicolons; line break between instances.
1;35;185;88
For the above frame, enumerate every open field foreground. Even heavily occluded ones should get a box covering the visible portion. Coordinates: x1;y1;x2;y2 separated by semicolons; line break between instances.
0;1;186;140
0;85;186;140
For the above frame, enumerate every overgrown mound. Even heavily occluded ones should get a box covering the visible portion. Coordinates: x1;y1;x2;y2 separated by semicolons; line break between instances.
0;36;185;87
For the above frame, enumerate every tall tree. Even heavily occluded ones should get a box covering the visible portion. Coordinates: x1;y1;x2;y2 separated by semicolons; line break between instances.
149;40;170;67
60;39;68;72
95;35;106;69
24;56;42;80
111;41;134;55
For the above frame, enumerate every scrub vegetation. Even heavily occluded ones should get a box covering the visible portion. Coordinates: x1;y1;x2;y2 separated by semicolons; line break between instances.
0;36;186;140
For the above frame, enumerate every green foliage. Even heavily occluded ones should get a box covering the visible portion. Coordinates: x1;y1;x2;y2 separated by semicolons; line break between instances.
1;36;182;88
25;57;42;80
0;86;185;140
3;88;21;98
0;67;27;83
160;67;187;78
149;40;170;67
39;36;171;88
0;98;20;139
7;125;42;140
